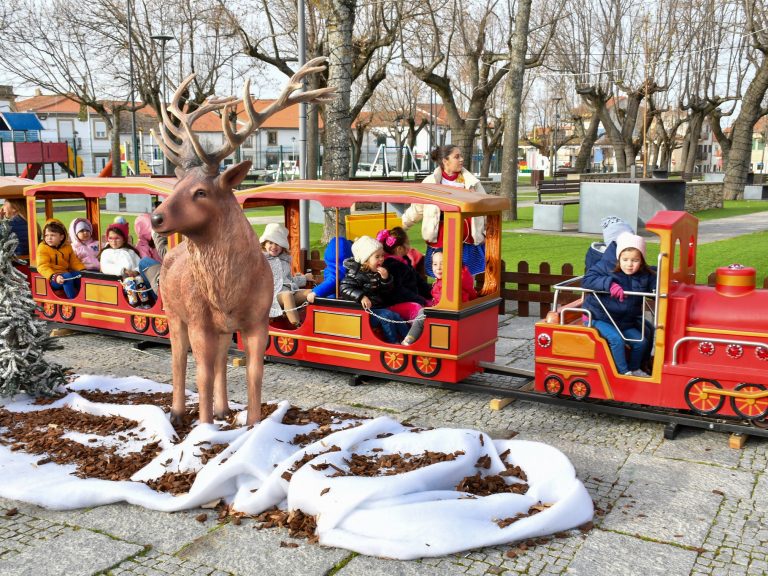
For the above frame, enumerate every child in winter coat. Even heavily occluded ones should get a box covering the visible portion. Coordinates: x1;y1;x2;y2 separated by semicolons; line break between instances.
340;235;409;344
68;217;100;270
37;218;86;299
429;249;477;306
261;222;313;326
582;233;656;377
98;222;149;307
306;237;353;303
377;227;432;345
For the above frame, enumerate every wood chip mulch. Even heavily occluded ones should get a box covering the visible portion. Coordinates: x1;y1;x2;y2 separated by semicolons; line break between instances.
253;507;319;544
336;450;466;477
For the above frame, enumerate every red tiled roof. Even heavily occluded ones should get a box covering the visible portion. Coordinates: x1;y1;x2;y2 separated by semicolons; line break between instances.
16;94;314;131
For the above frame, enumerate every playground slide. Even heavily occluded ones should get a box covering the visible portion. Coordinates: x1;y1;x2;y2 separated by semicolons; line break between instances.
122;159;153;176
57;145;83;177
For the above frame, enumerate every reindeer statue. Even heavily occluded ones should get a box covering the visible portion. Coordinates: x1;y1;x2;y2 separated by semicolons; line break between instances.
151;58;335;427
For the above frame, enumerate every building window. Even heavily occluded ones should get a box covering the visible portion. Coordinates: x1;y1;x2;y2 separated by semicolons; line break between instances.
244;135;255;148
267;131;277;146
93;120;107;140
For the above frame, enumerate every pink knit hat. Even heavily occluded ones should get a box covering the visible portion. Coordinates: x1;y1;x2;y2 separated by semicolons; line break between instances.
616;232;646;258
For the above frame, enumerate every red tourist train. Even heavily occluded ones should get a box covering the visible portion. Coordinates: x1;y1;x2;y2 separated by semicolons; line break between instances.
4;175;767;431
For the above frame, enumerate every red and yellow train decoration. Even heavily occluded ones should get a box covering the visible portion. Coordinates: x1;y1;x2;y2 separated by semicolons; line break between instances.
5;173;768;429
535;210;768;425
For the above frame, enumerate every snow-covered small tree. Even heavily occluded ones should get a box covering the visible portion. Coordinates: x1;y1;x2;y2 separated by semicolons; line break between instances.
0;220;66;396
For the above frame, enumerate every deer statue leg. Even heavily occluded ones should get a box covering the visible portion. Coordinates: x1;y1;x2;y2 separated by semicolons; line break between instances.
189;328;219;424
212;333;233;420
241;324;269;425
168;317;190;428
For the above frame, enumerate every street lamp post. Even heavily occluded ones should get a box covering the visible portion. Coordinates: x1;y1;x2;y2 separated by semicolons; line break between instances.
151;33;173;175
127;0;139;176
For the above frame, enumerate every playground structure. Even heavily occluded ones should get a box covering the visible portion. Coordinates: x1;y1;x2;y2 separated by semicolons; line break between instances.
0;111;83;179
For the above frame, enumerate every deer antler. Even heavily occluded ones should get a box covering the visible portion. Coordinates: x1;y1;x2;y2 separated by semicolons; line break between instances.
157;57;335;173
216;56;337;165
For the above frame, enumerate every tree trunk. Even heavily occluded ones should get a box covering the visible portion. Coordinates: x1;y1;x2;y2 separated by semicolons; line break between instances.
500;0;532;220
723;56;768;199
683;113;704;176
573;113;600;173
323;0;355;181
110;111;122;177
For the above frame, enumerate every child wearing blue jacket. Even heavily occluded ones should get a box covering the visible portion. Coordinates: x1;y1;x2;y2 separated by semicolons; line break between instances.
306;237;353;302
582;233;656;377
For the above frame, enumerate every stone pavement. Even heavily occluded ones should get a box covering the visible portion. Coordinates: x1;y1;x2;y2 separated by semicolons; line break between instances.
1;312;767;576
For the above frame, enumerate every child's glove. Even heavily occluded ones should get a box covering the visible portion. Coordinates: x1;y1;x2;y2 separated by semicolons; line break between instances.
609;282;625;302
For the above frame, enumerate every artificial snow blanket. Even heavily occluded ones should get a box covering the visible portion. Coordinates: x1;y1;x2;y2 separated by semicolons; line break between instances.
0;375;593;559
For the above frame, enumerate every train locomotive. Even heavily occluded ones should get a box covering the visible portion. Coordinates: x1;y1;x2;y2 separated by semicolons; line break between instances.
535;210;768;427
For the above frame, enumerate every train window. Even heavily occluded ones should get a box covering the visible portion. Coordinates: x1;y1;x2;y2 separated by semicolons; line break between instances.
672;237;682;274
687;234;696;268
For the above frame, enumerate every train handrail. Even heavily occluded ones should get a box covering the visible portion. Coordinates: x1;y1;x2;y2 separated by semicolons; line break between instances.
551;277;657;344
672;336;768;366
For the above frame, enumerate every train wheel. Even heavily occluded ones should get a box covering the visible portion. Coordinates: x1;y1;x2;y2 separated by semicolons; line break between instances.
569;378;590;400
131;315;150;333
730;383;768;420
543;375;564;396
59;304;76;321
381;350;407;373
412;355;441;378
41;303;58;319
684;378;725;415
151;317;169;336
274;335;298;356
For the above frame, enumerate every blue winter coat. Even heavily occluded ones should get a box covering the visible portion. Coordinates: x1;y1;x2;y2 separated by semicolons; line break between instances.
9;215;29;255
312;237;353;298
582;253;656;330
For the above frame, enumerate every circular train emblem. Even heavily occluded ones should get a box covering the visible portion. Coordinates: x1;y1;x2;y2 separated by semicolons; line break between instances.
537;333;552;348
726;344;743;359
698;341;715;356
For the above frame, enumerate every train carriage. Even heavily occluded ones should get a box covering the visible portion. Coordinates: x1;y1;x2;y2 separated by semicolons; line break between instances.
21;178;177;342
535;210;768;425
234;180;509;385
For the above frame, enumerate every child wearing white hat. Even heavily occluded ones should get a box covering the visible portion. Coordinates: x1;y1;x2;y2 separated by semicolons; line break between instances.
260;222;314;326
582;232;656;377
339;236;410;344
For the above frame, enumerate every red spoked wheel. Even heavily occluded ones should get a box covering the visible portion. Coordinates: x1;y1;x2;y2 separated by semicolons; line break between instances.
274;335;298;356
684;378;725;416
152;317;169;336
41;303;58;319
543;375;564;396
59;304;76;321
131;315;150;333
381;350;407;373
412;355;441;378
569;378;590;400
730;383;768;421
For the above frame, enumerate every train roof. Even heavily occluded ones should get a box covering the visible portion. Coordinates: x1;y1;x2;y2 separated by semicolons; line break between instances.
236;180;511;213
0;176;36;199
23;177;176;198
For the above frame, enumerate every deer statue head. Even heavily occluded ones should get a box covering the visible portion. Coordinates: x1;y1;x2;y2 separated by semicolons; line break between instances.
150;58;335;428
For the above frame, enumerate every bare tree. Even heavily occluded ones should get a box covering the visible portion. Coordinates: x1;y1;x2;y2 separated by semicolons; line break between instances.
0;0;146;175
711;1;768;199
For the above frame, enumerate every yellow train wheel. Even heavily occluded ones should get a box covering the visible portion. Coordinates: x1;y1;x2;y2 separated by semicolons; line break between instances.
731;383;768;420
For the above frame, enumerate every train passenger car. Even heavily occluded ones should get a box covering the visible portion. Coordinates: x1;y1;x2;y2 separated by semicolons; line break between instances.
235;180;510;385
22;178;176;342
1;176;36;283
535;210;768;426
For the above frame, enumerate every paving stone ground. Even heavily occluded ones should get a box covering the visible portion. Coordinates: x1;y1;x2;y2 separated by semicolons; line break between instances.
1;310;767;576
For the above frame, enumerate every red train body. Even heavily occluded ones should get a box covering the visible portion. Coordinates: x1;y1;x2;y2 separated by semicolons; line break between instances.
4;174;766;427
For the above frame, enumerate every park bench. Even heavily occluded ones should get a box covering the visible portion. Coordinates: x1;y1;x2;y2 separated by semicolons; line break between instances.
536;179;581;205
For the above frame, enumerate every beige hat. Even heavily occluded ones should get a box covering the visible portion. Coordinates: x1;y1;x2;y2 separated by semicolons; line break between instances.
260;222;289;250
351;235;382;264
616;232;646;258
